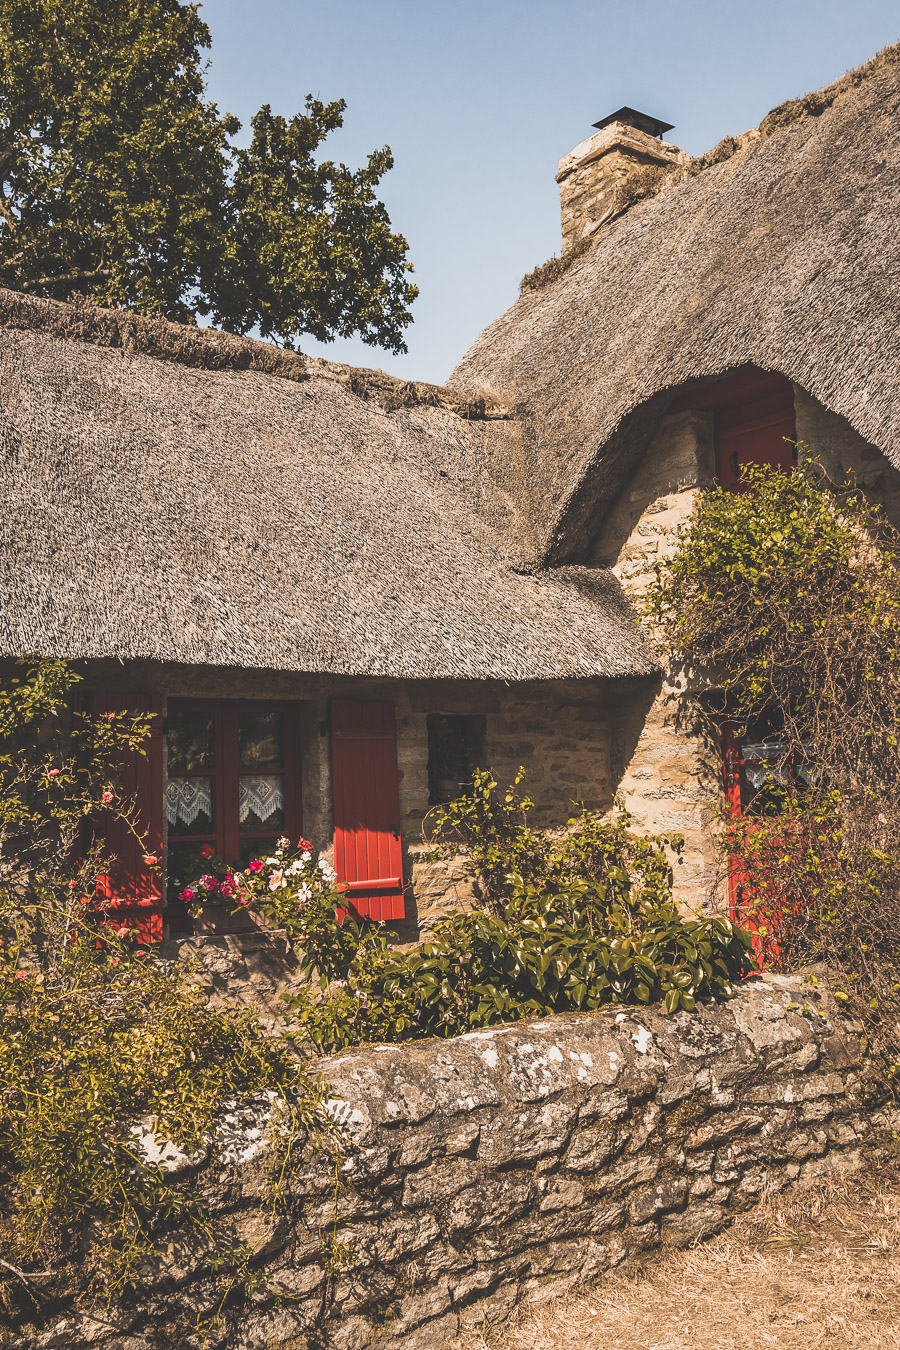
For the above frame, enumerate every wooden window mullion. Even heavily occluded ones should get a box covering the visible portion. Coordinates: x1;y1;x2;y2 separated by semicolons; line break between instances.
220;702;240;865
283;704;303;843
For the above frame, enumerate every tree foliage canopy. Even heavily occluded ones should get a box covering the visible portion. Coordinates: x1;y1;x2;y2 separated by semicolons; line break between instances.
0;0;417;350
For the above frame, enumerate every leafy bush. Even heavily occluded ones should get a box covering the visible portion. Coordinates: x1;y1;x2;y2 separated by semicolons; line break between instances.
645;460;900;795
0;936;321;1311
289;771;755;1053
723;799;900;1040
646;460;900;1068
0;660;326;1316
0;658;153;969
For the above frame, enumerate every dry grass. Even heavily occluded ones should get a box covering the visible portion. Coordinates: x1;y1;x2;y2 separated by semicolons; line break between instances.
458;1166;900;1350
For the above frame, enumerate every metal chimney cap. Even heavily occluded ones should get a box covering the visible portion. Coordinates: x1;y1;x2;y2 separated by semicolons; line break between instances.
592;106;674;139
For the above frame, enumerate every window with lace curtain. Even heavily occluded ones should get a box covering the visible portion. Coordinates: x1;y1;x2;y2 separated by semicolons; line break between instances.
165;700;302;906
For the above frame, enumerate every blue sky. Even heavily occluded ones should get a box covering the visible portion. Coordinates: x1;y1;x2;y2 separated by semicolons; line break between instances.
203;0;900;384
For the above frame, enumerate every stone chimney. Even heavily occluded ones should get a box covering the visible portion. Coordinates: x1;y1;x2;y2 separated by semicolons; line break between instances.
556;106;688;252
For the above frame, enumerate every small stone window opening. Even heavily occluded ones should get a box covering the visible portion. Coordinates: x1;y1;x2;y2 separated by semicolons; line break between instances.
427;714;486;806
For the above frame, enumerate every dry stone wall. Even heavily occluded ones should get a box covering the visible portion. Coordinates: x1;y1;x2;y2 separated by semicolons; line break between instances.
25;972;899;1350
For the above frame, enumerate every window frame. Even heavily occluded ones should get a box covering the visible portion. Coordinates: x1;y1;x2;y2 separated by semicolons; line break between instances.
166;698;302;874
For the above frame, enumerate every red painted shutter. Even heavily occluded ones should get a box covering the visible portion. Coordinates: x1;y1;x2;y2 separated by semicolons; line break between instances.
331;700;404;921
93;693;164;942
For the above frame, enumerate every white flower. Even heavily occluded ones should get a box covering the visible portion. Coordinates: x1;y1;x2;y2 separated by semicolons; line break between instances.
301;851;312;862
265;857;278;865
277;836;291;850
289;859;304;874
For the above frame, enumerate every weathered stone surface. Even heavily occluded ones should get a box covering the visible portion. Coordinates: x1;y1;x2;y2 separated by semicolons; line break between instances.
10;971;899;1350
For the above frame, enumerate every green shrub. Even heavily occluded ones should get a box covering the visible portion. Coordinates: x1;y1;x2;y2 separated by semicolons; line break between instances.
0;659;327;1316
0;931;324;1315
289;771;756;1053
646;460;900;1070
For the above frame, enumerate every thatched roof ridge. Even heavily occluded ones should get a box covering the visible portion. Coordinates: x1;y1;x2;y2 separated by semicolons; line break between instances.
451;42;900;565
0;319;654;680
0;288;511;421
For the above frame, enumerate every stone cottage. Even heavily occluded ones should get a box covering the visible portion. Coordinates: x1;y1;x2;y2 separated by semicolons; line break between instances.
1;44;899;942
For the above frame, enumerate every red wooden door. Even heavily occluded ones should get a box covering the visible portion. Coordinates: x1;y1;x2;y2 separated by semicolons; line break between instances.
670;367;796;489
717;374;796;490
722;727;781;967
93;692;164;942
331;700;404;921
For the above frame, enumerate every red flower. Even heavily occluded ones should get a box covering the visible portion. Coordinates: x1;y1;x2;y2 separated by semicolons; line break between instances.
144;854;159;866
247;859;264;874
15;970;26;980
298;838;313;853
47;768;60;777
200;844;216;859
69;880;77;890
102;790;114;804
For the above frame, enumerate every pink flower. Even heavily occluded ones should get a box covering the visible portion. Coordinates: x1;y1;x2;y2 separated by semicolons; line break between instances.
247;859;264;874
144;854;159;866
15;970;26;980
200;874;217;890
178;887;195;902
268;869;285;891
102;790;114;804
47;768;60;777
110;957;119;968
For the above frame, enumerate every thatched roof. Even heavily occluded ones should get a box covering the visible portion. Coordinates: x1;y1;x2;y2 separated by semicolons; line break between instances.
0;293;654;680
450;43;900;565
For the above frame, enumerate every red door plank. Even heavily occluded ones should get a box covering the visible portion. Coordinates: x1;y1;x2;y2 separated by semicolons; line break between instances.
94;693;164;942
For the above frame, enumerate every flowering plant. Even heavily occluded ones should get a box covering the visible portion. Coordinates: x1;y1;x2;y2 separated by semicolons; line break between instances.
177;839;359;983
177;844;241;918
233;838;362;985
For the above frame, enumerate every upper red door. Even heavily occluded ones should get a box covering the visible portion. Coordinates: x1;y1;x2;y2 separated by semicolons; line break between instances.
331;700;404;921
672;367;796;489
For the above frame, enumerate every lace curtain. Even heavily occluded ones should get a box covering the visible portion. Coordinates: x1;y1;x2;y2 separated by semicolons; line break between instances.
166;777;213;828
239;775;284;825
165;774;283;829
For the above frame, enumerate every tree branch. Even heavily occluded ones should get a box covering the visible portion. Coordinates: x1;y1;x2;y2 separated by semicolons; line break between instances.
21;268;111;291
0;1256;55;1285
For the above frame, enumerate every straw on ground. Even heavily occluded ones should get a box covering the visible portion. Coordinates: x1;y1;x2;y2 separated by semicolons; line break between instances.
458;1165;900;1350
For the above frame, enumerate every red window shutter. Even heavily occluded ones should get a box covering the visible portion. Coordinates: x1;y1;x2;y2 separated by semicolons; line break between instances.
93;693;164;942
331;700;404;921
